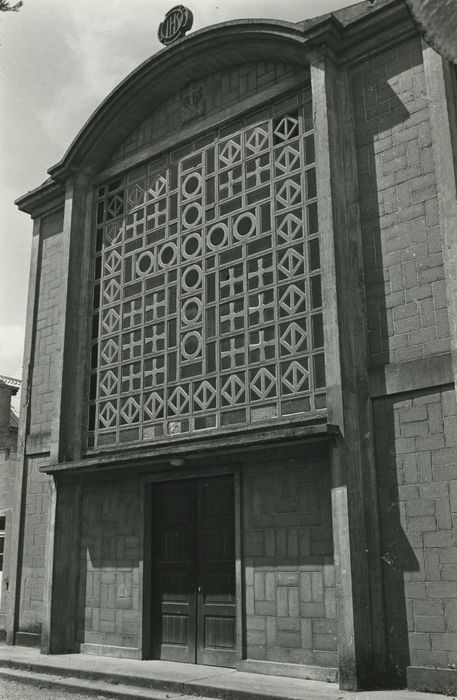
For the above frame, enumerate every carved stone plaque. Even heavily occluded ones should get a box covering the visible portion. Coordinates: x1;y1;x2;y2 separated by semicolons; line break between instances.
158;5;194;46
181;85;206;125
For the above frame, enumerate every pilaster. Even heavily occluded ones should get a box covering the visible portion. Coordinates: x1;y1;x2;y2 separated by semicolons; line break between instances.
6;218;42;644
46;477;81;653
311;50;387;689
49;176;92;465
42;176;91;652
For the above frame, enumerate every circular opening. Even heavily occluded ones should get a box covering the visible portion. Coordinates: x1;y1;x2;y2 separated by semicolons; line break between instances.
208;225;227;249
183;234;201;258
183;266;201;290
182;298;201;323
183;203;201;228
183;174;201;197
182;332;201;359
159;243;176;267
234;213;255;239
136;251;154;275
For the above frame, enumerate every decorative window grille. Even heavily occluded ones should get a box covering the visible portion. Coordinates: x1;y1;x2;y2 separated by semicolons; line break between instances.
88;89;325;449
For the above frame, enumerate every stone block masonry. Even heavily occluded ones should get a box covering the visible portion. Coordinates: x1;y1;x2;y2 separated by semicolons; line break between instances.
352;37;451;367
375;386;457;678
110;61;302;165
29;210;64;438
76;480;142;651
0;447;17;635
243;446;336;668
17;457;52;636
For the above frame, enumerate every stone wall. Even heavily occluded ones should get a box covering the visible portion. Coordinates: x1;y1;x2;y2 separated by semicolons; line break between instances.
17;456;51;637
76;479;142;652
352;37;450;367
243;445;336;668
12;208;64;642
29;209;64;439
375;386;457;681
0;445;17;635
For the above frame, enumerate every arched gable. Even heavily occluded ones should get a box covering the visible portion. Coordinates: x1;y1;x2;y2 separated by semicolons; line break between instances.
108;60;306;169
47;20;313;183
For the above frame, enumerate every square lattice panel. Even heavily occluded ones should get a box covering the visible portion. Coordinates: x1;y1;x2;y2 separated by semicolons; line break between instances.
89;89;326;448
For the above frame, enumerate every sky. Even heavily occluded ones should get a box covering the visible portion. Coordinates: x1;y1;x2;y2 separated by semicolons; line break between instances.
0;0;364;383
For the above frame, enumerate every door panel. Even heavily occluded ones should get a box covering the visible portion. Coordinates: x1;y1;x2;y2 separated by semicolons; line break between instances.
151;475;236;666
197;477;237;666
152;480;196;662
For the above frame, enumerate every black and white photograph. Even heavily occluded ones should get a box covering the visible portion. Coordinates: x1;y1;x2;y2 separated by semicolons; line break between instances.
0;1;456;698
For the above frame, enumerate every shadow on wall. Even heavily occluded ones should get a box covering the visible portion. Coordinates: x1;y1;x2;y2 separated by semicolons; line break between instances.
374;397;420;686
76;481;142;652
352;41;433;685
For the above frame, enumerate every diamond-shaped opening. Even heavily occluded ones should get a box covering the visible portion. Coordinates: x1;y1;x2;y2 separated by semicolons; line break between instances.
280;322;307;354
99;401;117;428
100;370;117;395
104;250;122;275
219;139;242;166
168;386;190;415
250;367;276;399
275;145;300;173
277;213;302;242
276;179;302;207
148;174;167;199
246;127;269;154
103;278;120;303
102;309;120;334
221;375;245;404
120;396;140;423
127;183;145;209
274;116;299;142
101;339;119;364
144;392;165;420
278;248;304;277
279;285;306;314
194;380;217;410
282;361;309;393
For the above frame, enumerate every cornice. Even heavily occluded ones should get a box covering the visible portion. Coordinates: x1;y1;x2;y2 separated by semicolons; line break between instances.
15;179;64;218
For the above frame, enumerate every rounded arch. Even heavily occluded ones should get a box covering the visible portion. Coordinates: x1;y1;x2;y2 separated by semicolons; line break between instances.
48;20;311;182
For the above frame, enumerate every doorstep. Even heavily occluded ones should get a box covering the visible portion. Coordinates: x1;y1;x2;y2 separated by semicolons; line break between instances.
0;645;451;700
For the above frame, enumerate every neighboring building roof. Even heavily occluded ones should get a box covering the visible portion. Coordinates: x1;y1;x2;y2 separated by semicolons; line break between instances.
0;376;21;431
0;375;21;395
9;408;19;431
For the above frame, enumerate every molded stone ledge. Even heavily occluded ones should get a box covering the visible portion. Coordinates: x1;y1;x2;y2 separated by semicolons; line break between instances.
407;665;457;694
40;415;331;475
25;433;51;456
368;352;453;398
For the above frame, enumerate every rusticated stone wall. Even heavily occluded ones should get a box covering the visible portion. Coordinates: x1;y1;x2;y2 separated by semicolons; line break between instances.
352;37;450;367
375;386;457;680
243;445;336;668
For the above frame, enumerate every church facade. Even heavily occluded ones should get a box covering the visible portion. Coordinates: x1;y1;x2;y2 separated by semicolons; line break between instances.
6;0;457;693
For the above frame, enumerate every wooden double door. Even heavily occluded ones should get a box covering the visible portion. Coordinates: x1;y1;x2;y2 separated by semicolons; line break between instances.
151;475;237;667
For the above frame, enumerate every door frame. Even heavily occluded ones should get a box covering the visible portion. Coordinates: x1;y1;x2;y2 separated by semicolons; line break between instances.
142;462;243;666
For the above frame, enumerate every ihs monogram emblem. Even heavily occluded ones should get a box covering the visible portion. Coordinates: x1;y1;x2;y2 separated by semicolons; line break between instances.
158;5;194;46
